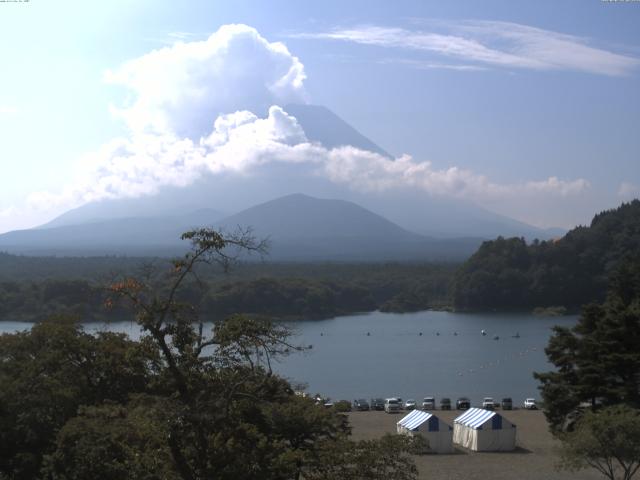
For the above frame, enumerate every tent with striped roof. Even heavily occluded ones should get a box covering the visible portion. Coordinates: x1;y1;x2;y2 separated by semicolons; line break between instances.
396;409;453;453
453;408;516;451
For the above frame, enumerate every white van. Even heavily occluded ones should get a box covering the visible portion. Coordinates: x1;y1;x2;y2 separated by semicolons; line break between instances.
384;397;401;413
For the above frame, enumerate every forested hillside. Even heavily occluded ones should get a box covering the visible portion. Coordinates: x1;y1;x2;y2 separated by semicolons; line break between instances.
0;258;455;322
453;200;640;310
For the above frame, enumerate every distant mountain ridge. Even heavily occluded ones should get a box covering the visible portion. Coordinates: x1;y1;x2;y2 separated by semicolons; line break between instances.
216;193;419;240
0;194;482;260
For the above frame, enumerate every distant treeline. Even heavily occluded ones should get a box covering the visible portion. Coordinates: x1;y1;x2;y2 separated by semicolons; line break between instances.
0;260;456;322
452;200;640;310
4;200;638;320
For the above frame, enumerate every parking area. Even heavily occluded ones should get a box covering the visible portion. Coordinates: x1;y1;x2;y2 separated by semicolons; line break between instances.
346;409;602;480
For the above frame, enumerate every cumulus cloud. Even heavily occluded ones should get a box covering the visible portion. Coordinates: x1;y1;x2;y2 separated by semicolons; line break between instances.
27;105;589;213
295;21;639;76
106;24;307;137
19;24;589;230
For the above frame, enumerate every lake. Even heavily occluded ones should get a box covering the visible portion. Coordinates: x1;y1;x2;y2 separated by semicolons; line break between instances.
0;310;576;406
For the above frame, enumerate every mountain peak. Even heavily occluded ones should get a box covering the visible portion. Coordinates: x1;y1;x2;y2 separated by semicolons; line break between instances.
284;104;392;158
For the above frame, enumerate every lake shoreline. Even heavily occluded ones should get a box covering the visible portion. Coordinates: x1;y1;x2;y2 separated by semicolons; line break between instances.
0;310;578;402
0;304;576;324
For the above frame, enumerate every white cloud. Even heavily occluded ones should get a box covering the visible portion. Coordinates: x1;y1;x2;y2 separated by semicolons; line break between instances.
106;23;307;137
378;58;487;71
321;146;589;199
295;21;639;76
618;181;640;199
27;105;589;214
16;24;589;231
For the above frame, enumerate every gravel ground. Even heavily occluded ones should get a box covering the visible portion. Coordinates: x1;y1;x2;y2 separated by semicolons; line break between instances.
347;409;602;480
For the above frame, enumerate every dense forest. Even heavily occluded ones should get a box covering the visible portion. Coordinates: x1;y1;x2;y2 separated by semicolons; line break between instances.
3;200;639;320
453;200;640;310
0;257;455;322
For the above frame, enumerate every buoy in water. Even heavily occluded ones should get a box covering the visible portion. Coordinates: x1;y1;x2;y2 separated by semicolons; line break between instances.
419;332;423;336
436;332;440;336
481;329;487;336
366;332;371;336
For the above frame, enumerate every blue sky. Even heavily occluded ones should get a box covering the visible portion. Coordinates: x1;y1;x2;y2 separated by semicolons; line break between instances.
0;0;639;232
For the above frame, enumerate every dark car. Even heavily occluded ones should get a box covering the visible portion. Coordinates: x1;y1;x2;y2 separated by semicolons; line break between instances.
440;397;452;410
370;398;385;411
456;397;471;410
353;399;370;411
501;397;513;410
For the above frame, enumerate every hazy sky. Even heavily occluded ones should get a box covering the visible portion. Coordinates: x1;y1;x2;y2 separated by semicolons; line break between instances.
1;0;639;233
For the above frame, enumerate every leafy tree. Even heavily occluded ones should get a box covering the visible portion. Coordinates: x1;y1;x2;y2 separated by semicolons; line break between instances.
0;315;155;479
43;400;179;480
558;405;640;480
2;229;422;480
304;434;424;480
90;228;418;480
535;258;640;432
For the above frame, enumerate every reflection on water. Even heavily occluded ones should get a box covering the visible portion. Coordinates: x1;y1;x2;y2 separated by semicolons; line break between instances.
0;310;576;405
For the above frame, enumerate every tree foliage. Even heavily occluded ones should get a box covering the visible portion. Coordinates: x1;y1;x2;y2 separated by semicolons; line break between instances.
0;317;155;478
534;257;640;433
558;405;640;480
453;200;640;310
0;260;454;322
0;228;421;480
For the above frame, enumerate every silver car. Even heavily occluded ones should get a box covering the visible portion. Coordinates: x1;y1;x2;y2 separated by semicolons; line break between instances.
422;396;436;410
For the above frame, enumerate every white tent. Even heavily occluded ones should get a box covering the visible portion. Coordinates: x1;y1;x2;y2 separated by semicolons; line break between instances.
396;409;453;454
453;408;516;451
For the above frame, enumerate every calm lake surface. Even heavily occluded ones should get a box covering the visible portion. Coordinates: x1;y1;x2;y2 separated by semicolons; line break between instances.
1;310;576;406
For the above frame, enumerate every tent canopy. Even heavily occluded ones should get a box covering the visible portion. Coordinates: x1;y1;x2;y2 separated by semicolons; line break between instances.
397;409;454;454
454;408;512;430
398;409;449;432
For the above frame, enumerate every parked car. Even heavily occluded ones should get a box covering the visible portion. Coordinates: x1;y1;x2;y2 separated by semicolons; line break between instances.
456;397;471;410
353;399;370;411
524;398;538;410
440;397;452;410
482;397;495;410
501;397;513;410
384;398;402;413
404;399;417;410
370;398;385;411
422;396;436;410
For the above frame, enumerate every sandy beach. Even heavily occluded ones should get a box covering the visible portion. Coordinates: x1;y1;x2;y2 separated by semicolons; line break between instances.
347;409;603;480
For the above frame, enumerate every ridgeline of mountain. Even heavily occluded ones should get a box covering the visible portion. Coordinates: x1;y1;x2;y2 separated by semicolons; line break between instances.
284;104;392;157
452;200;640;310
217;193;418;240
214;193;482;260
0;209;223;256
0;194;482;259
